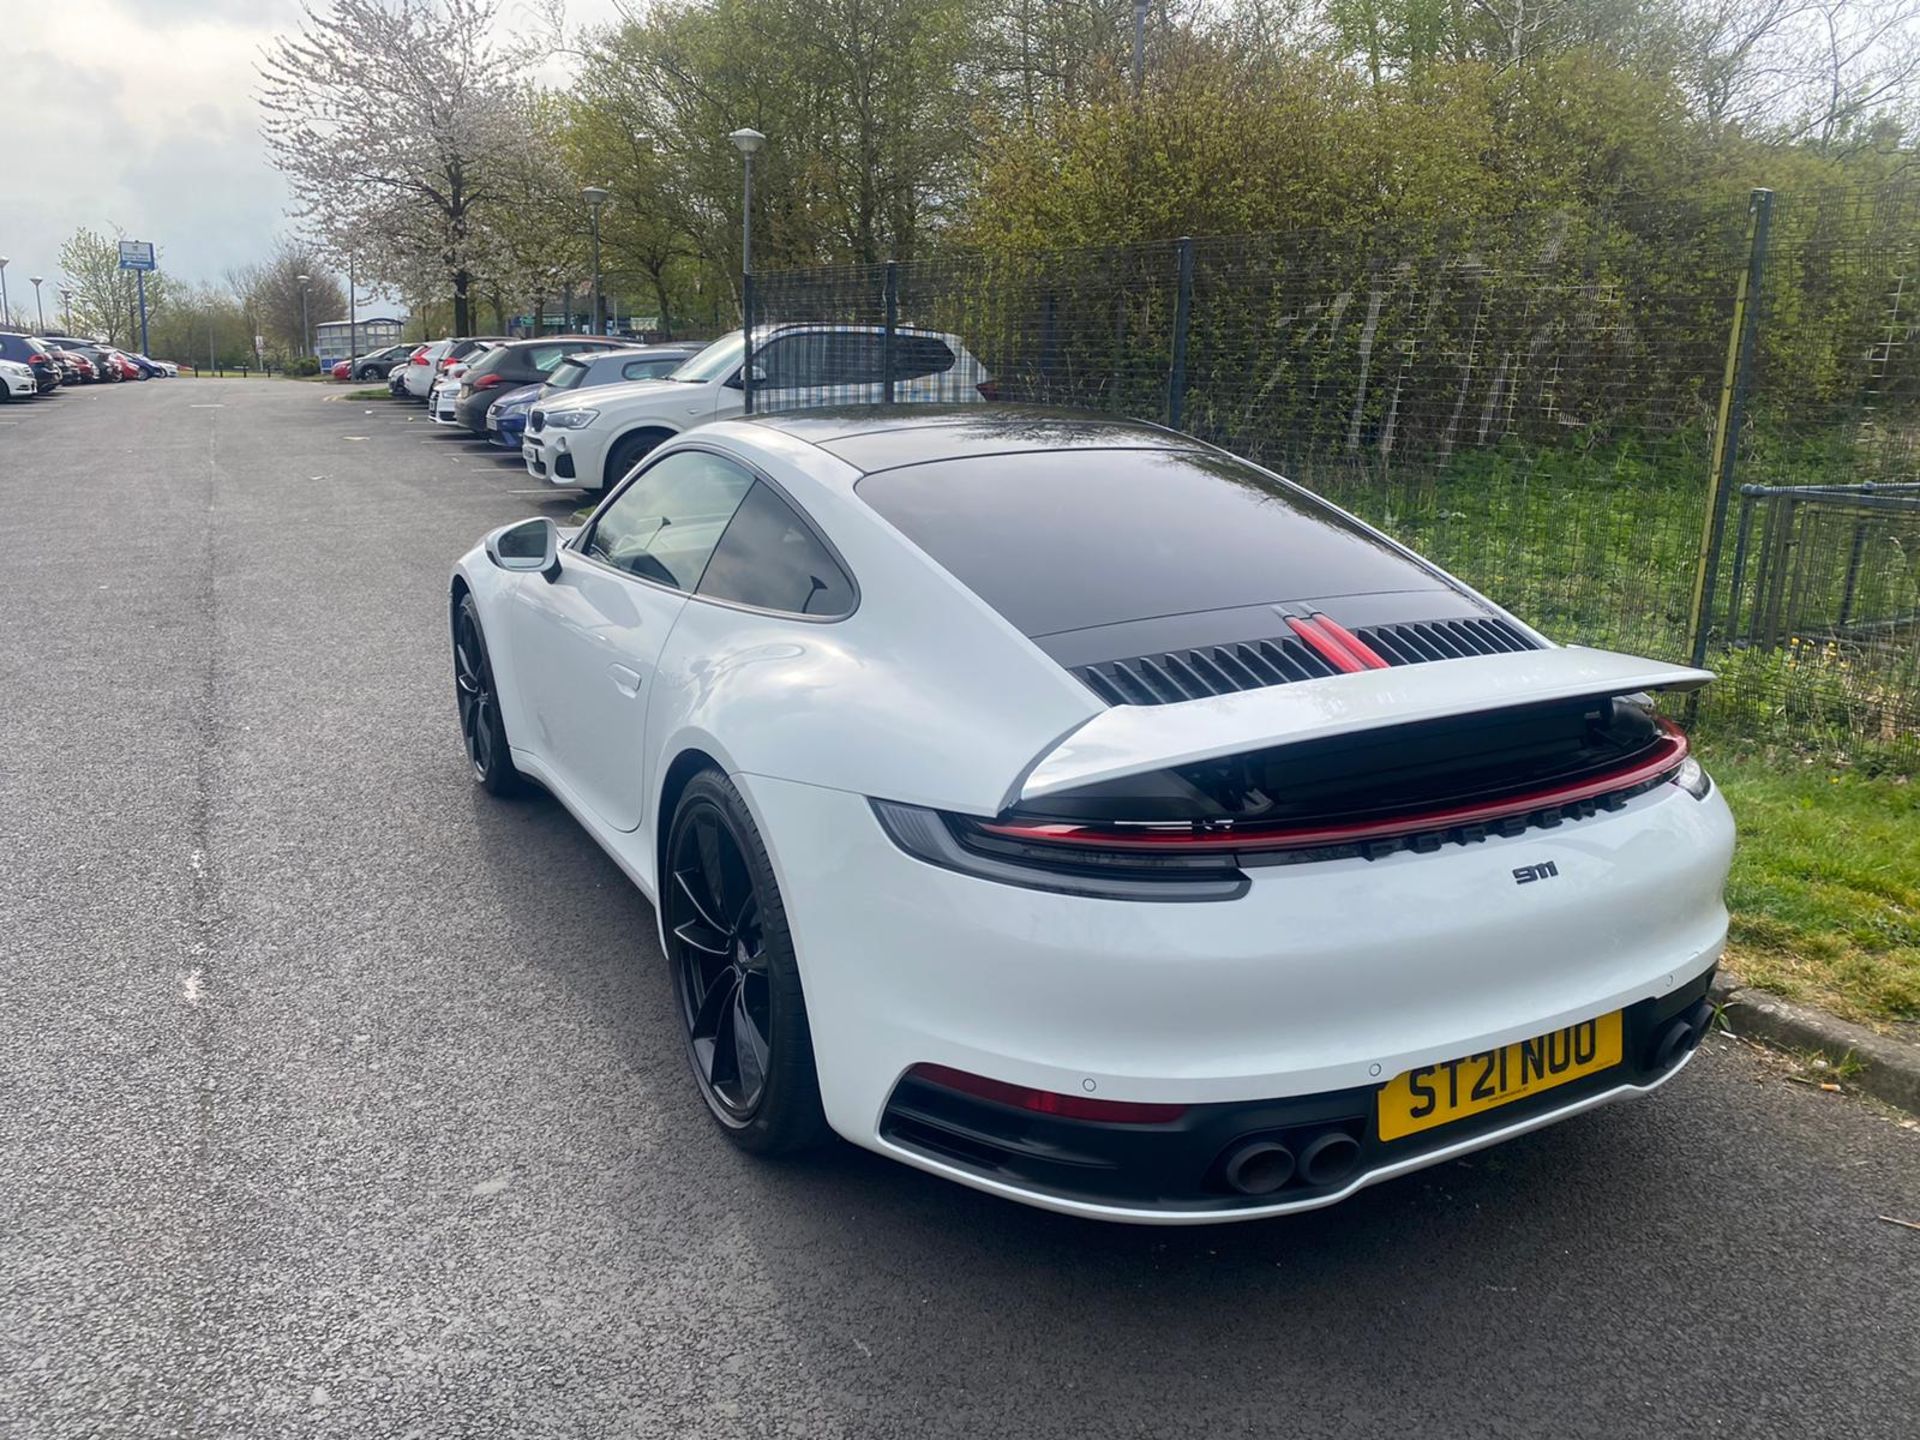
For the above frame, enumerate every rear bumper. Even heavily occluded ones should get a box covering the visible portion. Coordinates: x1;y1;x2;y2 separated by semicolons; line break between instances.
736;771;1734;1222
880;971;1713;1220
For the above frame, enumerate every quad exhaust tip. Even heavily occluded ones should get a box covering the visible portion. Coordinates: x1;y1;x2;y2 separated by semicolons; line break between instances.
1222;1141;1295;1195
1649;999;1715;1072
1297;1130;1363;1188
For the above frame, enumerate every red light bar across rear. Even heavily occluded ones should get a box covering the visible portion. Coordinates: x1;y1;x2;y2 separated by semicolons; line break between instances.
982;726;1691;855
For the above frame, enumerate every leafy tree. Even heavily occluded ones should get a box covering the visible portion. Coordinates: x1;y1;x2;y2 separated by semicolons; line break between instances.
56;226;170;347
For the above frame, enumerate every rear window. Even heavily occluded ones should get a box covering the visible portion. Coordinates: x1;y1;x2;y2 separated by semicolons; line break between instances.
854;449;1431;639
548;358;591;391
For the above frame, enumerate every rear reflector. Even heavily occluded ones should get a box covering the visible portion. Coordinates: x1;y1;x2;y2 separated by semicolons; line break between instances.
975;379;1000;401
907;1063;1187;1124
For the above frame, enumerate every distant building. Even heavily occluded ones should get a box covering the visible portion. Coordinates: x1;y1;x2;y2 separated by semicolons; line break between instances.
315;316;405;365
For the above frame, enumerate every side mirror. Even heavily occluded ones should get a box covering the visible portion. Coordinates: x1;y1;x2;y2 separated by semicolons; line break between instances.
724;364;769;390
484;516;561;582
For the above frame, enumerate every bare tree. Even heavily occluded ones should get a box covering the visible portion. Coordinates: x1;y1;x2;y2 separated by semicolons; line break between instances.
258;0;531;335
228;240;347;358
1681;0;1920;147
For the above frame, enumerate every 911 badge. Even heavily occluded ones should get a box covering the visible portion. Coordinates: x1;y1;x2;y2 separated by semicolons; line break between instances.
1512;861;1560;884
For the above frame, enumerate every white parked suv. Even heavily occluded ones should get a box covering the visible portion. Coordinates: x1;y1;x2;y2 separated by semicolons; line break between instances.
521;324;992;492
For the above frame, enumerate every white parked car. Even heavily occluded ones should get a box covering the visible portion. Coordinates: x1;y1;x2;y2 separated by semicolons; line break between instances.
0;358;37;400
431;352;490;424
522;324;992;492
402;340;454;400
452;409;1734;1224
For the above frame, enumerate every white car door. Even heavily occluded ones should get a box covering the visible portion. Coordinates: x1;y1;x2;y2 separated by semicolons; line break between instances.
503;449;758;832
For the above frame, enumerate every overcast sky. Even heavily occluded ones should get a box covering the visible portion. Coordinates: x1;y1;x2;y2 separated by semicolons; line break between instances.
5;0;626;310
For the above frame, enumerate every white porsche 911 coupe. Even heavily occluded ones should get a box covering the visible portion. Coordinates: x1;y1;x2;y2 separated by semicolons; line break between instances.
450;408;1734;1224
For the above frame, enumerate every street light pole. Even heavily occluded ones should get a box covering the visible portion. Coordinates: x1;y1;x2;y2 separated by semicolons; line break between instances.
29;276;44;332
581;186;610;336
60;287;72;333
728;128;765;414
297;273;311;362
0;258;9;328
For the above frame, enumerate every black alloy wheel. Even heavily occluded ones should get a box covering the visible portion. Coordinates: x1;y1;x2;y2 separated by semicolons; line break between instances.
664;772;829;1153
453;595;520;796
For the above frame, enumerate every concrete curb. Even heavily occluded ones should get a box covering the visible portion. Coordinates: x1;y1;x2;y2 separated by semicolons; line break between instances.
1710;975;1920;1115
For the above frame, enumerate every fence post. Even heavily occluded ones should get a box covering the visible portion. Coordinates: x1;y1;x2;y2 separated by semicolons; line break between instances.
1687;187;1773;670
882;260;898;405
1168;237;1195;430
741;271;756;416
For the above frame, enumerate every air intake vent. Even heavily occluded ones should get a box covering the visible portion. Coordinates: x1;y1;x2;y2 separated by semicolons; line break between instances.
1073;617;1539;706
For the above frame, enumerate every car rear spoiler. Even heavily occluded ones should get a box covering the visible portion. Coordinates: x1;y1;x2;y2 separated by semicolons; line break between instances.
1016;646;1712;805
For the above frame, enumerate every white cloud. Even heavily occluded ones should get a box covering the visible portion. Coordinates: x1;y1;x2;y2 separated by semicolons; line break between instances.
2;0;629;301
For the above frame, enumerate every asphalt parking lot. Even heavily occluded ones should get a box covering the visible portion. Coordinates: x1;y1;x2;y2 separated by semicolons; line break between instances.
3;379;1918;1439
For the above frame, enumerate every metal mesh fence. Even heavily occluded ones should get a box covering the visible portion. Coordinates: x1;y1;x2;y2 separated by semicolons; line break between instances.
748;185;1920;758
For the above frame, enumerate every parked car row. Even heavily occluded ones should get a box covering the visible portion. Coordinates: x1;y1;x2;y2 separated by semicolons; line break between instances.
0;330;178;400
379;333;705;468
378;322;990;495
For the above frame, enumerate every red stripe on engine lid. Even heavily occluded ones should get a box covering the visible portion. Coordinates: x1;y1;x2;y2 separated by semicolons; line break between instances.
1285;614;1387;673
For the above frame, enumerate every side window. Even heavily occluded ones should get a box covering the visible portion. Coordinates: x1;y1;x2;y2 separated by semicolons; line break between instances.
698;482;856;617
622;358;677;381
585;451;756;591
824;332;888;385
528;344;573;374
892;336;956;380
756;333;827;388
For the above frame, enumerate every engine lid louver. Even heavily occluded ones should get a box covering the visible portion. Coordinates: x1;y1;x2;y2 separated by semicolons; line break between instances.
1073;617;1540;707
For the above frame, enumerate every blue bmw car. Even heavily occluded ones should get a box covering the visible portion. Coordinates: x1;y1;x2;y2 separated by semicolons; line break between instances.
485;343;702;449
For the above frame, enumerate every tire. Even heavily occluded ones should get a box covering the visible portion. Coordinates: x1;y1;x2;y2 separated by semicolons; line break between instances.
452;594;523;797
601;429;668;494
663;770;830;1156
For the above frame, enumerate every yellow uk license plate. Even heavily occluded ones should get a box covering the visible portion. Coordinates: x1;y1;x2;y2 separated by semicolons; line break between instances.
1377;1011;1623;1142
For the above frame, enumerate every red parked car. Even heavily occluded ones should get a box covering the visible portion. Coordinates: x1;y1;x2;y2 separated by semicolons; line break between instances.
330;359;352;380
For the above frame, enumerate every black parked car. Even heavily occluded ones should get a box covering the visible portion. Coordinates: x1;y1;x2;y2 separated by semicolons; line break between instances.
351;343;416;380
450;335;628;434
0;333;60;393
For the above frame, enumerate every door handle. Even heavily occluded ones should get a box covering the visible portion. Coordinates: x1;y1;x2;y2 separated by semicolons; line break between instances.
609;664;643;698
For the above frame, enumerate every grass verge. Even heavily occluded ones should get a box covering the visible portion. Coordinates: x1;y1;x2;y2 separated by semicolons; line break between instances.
1707;743;1920;1026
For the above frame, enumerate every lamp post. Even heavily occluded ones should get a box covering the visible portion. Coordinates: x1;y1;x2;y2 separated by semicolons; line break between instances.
0;257;9;328
60;286;72;333
296;273;311;362
581;186;610;336
29;276;45;332
728;127;765;412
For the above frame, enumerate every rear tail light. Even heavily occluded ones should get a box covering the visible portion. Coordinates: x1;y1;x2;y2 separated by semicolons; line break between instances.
905;1064;1187;1125
975;379;1000;400
474;373;507;389
877;718;1695;889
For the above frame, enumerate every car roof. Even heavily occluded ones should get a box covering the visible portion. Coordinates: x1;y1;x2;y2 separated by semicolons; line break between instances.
745;405;1191;473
